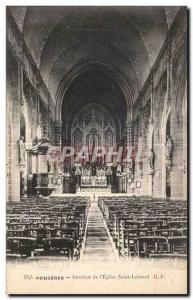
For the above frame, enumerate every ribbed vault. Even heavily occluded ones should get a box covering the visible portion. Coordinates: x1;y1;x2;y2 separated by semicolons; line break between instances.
61;66;128;145
9;6;180;103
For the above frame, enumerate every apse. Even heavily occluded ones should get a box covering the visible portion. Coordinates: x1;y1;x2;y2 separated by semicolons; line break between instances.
61;66;128;147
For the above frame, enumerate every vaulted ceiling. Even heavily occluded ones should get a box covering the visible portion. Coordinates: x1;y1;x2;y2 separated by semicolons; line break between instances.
10;6;180;103
61;67;127;141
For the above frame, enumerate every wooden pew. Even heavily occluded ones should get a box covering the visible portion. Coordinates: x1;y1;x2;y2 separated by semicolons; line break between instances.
98;196;187;258
6;196;90;260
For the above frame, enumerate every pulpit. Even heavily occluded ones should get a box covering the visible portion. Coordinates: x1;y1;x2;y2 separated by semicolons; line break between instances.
31;138;55;196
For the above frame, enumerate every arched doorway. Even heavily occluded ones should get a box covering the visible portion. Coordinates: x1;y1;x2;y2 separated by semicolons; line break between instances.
60;66;128;162
56;62;132;193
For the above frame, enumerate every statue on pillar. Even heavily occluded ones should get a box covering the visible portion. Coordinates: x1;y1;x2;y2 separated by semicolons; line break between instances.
106;165;112;176
165;135;173;171
47;160;51;173
75;166;81;176
149;149;154;169
117;163;122;175
19;136;26;166
148;149;154;175
75;165;81;186
165;135;173;161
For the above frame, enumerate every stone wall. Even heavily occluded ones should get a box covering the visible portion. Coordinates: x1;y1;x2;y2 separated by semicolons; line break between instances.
6;11;55;201
6;48;20;201
133;8;187;200
6;7;187;200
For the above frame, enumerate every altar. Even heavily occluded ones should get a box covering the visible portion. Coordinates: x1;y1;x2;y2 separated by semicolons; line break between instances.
81;175;107;187
79;175;110;193
79;185;111;193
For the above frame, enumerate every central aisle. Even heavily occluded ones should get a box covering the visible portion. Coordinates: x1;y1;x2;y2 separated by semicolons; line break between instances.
82;202;116;261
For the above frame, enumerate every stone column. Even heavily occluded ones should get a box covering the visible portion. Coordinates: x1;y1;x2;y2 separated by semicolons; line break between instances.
126;121;134;193
134;95;143;195
150;72;154;125
7;57;20;202
27;150;33;196
166;40;171;105
149;73;154;197
83;119;86;147
166;39;185;200
126;121;134;151
55;121;62;147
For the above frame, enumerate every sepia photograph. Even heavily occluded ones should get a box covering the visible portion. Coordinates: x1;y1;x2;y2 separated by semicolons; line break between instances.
6;5;188;295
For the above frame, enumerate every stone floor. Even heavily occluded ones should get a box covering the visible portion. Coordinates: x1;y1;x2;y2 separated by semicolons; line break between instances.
82;203;116;262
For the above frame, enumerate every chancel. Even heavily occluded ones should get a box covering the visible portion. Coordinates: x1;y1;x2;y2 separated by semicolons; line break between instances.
6;7;187;262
